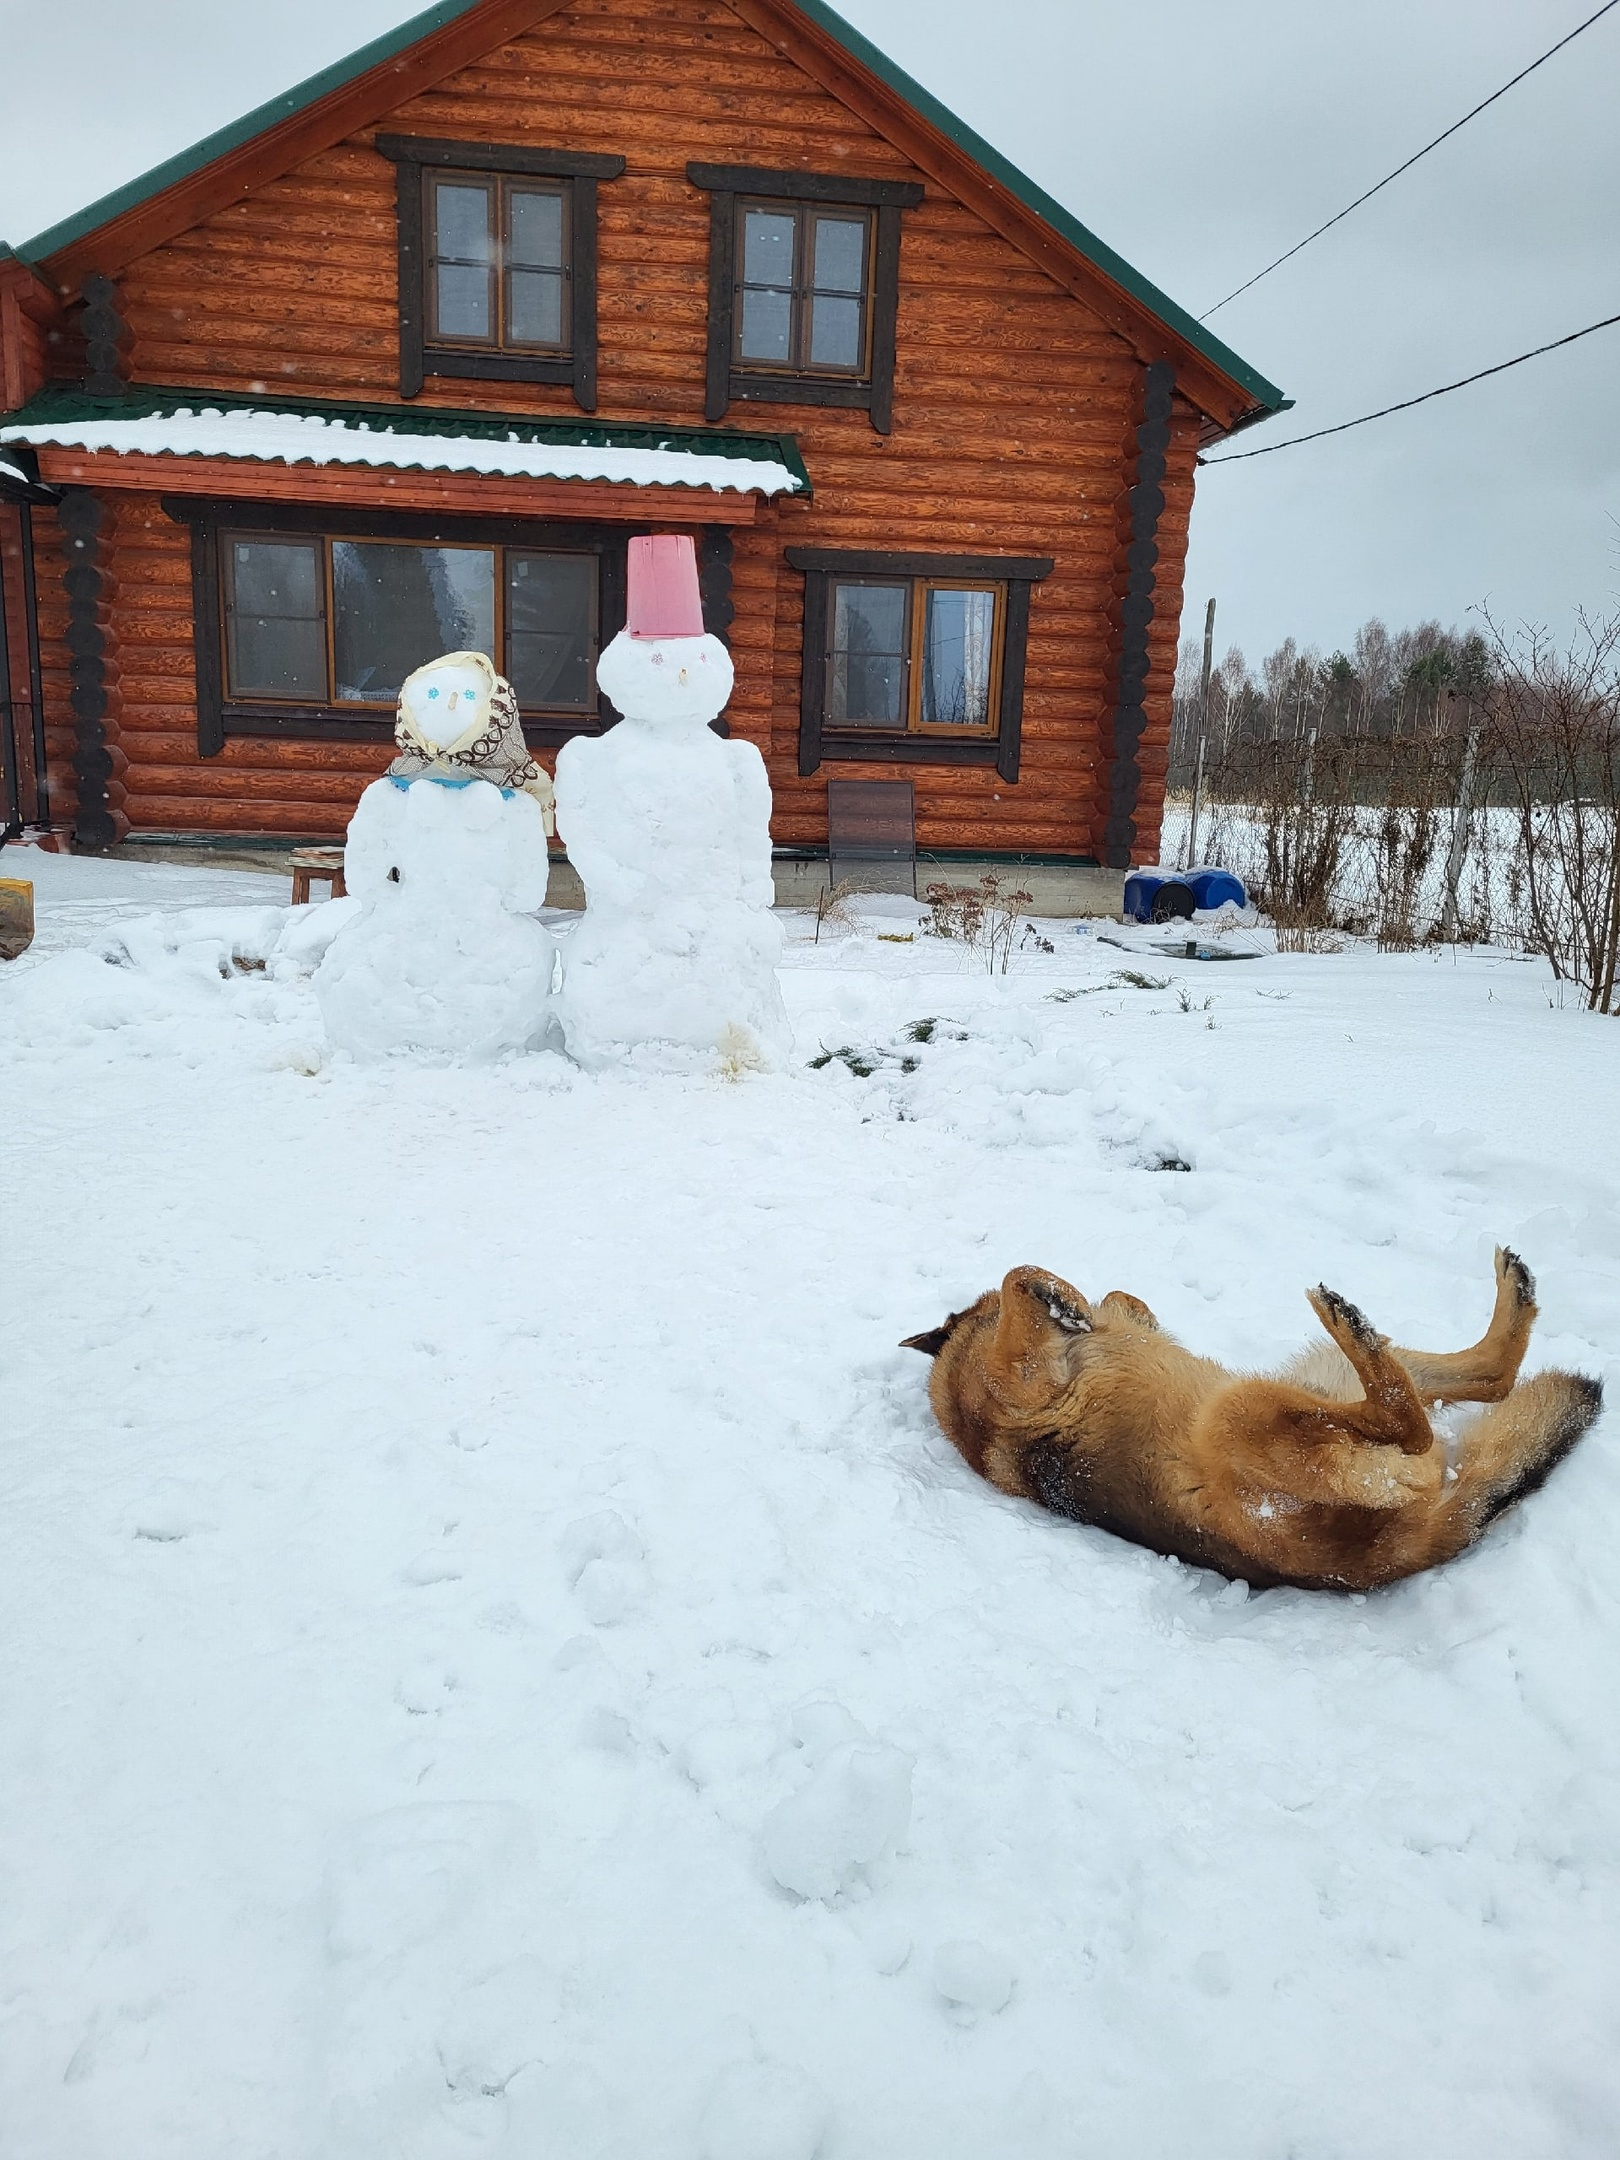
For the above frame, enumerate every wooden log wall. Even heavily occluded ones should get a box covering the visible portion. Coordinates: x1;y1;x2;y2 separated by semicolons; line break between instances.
53;0;1198;856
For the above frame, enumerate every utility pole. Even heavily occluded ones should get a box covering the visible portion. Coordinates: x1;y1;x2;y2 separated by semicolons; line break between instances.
1185;596;1216;869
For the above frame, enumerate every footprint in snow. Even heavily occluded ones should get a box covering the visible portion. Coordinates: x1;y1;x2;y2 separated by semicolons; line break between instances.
932;1939;1016;2024
560;1509;648;1627
394;1662;462;1717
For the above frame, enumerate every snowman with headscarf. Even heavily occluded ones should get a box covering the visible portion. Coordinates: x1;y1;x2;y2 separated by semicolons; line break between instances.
313;649;558;1060
551;534;789;1071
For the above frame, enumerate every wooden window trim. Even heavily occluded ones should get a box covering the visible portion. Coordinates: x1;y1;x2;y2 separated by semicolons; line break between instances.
690;164;921;434
787;548;1052;782
377;136;625;412
167;497;632;754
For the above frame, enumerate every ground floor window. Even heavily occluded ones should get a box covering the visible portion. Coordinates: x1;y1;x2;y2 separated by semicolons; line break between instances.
221;533;596;716
786;547;1052;782
826;577;1001;736
166;500;655;755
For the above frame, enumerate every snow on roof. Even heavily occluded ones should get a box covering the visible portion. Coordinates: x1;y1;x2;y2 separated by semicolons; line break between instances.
0;400;808;498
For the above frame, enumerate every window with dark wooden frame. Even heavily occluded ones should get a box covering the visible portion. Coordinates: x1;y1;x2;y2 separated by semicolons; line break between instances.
787;548;1054;781
688;163;923;434
168;499;640;756
735;201;873;377
376;136;626;410
221;532;597;715
426;172;570;352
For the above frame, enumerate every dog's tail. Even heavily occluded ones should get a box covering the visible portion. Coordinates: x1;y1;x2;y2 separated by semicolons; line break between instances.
1441;1369;1603;1548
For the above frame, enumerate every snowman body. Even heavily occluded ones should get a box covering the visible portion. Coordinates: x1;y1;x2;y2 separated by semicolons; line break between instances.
314;653;556;1060
552;628;789;1071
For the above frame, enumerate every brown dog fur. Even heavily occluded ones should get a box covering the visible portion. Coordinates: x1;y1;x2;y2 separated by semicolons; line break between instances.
903;1249;1602;1591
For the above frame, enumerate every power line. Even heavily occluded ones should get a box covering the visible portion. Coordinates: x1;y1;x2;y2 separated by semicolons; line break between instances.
1199;0;1620;321
1198;309;1620;464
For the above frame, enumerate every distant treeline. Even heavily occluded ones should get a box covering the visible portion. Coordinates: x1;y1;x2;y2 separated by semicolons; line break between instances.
1163;609;1620;1013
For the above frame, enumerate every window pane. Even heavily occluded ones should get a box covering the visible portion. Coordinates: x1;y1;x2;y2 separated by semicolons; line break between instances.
508;267;564;347
434;182;493;263
507;187;564;269
742;209;796;288
230;538;319;619
921;588;997;728
435;262;492;340
225;540;325;699
828;581;907;727
808;293;862;370
331;544;495;705
506;552;595;709
812;215;866;293
740;285;792;363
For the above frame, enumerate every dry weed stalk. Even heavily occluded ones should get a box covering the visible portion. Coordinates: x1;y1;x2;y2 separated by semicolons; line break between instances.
922;874;1036;974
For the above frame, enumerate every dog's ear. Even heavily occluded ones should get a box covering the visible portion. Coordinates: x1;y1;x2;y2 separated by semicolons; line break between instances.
900;1310;962;1358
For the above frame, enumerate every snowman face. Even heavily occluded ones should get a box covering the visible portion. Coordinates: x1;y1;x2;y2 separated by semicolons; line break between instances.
595;630;735;727
401;658;491;750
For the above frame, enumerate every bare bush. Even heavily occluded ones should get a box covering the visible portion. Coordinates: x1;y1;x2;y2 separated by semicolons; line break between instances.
1482;611;1620;1012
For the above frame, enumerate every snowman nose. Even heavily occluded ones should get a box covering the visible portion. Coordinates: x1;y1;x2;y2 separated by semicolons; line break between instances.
678;667;689;685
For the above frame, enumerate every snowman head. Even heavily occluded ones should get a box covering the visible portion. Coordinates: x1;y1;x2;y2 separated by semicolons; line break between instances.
397;650;497;756
596;628;734;728
594;534;734;729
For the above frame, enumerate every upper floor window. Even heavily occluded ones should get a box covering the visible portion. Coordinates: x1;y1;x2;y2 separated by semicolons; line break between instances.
688;163;923;435
377;136;626;412
428;173;569;352
736;202;871;377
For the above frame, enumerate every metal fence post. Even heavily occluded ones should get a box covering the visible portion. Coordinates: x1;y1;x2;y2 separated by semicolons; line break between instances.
1185;596;1215;868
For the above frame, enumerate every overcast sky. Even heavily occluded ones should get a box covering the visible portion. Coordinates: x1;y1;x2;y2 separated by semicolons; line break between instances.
2;0;1615;667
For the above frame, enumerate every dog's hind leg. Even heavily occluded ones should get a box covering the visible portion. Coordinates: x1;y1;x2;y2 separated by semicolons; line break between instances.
1387;1246;1538;1405
979;1267;1097;1412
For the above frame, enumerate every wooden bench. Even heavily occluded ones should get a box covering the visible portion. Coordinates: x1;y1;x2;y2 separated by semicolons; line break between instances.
826;778;917;897
290;847;347;906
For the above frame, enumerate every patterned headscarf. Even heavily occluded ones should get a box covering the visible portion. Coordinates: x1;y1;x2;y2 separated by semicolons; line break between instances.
388;650;556;832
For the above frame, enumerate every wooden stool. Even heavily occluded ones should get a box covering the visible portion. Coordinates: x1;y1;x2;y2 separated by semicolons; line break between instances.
290;847;347;906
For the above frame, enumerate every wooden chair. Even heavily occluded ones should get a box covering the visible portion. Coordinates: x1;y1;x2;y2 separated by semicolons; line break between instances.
290;846;347;906
826;779;917;897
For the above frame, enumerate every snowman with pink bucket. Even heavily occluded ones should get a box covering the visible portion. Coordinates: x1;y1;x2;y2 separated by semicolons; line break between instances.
314;531;788;1070
552;532;789;1071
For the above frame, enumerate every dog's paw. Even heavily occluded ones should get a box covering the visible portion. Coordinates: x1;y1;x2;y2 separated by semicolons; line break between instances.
1310;1284;1384;1354
1019;1272;1092;1335
1495;1245;1537;1312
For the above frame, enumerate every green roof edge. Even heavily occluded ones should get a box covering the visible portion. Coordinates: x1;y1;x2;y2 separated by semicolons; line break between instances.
14;0;493;266
11;0;1282;418
0;381;813;491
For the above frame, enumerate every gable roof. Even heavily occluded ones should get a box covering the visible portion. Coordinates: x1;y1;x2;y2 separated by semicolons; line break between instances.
8;0;1284;433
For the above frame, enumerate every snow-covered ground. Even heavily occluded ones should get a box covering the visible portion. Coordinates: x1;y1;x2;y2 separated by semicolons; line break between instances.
2;845;1617;2160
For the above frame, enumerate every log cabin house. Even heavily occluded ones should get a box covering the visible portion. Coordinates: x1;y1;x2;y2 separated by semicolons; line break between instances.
0;0;1284;869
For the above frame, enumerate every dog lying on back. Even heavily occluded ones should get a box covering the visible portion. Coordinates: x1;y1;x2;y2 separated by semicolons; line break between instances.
904;1249;1601;1591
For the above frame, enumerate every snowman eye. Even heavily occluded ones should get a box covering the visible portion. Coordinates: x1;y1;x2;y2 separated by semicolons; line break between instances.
428;687;439;699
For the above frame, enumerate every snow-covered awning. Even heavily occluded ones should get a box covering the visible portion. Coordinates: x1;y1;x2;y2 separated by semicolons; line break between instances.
0;387;811;499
